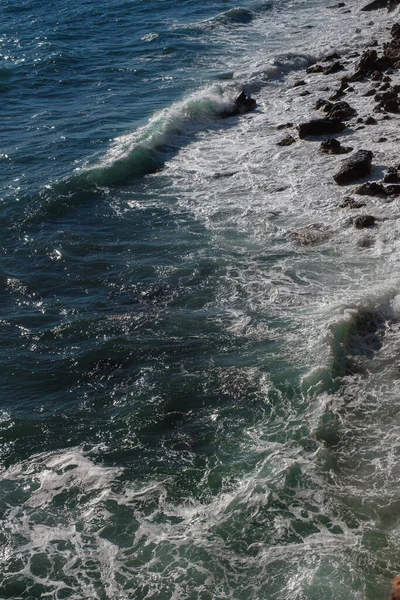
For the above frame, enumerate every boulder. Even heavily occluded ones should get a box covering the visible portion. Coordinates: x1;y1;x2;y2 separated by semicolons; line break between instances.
298;118;346;139
333;150;373;185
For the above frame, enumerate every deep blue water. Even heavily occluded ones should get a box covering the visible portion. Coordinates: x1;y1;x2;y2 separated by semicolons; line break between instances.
2;0;400;598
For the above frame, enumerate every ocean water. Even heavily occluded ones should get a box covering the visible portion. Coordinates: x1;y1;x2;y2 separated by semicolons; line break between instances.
2;0;400;598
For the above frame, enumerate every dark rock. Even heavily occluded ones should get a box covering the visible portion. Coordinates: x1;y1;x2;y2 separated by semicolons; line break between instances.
365;116;378;124
383;75;392;82
322;52;341;62
299;90;311;96
354;49;378;76
277;134;296;146
333;149;373;185
361;1;384;14
380;82;391;90
376;136;388;142
357;118;364;123
307;64;325;74
277;122;294;130
315;98;332;111
326;100;357;120
328;1;345;6
383;166;400;182
319;138;353;154
320;138;342;154
353;215;376;228
324;61;345;74
371;70;384;80
385;184;400;195
339;196;367;208
368;40;379;47
213;171;238;179
293;80;307;87
298;118;346;139
354;181;387;196
222;91;257;117
363;88;377;96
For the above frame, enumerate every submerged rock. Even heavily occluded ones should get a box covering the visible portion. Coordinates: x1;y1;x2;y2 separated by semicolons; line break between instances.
353;214;376;228
339;196;366;208
277;134;296;146
333;149;373;185
290;224;330;245
298;118;346;139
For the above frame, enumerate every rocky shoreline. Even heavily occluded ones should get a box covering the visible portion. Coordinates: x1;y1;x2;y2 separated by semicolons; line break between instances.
265;3;400;249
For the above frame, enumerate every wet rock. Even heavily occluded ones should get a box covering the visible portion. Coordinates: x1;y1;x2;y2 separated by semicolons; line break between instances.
291;224;330;245
222;91;257;117
306;64;325;74
365;116;378;124
363;88;377;96
325;100;357;120
333;149;373;185
293;80;307;87
361;0;386;11
320;138;353;154
353;215;376;228
315;98;332;111
277;122;294;130
213;171;238;179
383;166;400;182
354;181;387;196
376;136;388;142
385;184;400;195
322;52;341;62
328;2;345;6
320;138;342;154
277;134;296;146
324;61;345;74
339;196;367;208
298;118;346;139
299;90;311;96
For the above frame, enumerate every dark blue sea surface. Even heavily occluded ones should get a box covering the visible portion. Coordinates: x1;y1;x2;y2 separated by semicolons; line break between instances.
2;0;400;598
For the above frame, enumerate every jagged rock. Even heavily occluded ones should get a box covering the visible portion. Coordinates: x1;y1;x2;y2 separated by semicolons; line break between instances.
365;116;378;124
222;91;257;117
326;100;357;120
333;150;373;184
298;118;346;139
307;64;325;74
385;184;400;195
363;88;377;97
353;215;376;228
354;181;387;196
277;134;296;146
339;196;367;208
383;166;400;182
277;122;294;130
293;80;306;87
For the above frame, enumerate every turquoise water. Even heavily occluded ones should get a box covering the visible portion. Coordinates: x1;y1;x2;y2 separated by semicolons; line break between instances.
2;0;400;598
